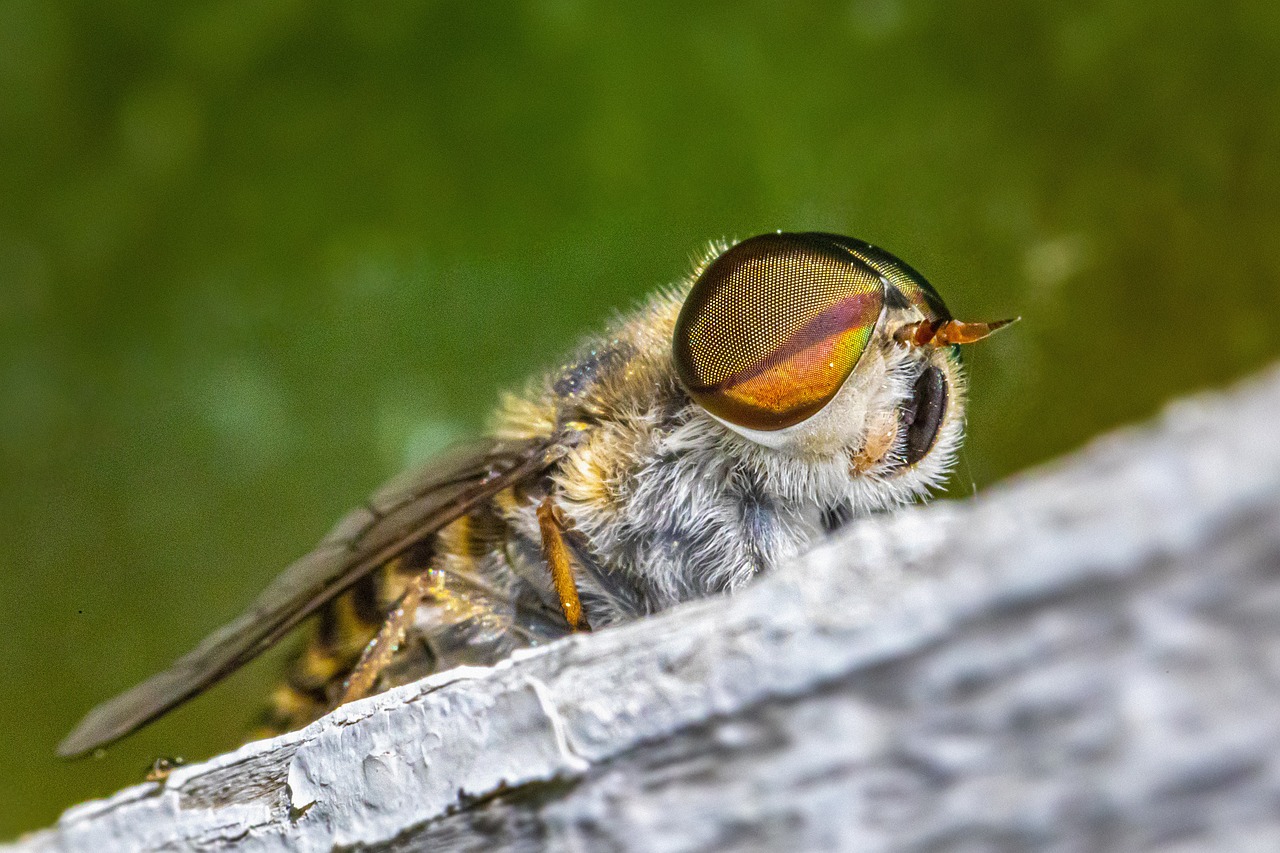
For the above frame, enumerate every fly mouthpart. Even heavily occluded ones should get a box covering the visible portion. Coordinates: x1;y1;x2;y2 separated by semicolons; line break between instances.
886;365;948;472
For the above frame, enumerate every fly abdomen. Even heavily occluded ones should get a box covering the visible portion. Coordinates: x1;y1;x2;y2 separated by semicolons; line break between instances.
253;572;384;736
254;508;516;738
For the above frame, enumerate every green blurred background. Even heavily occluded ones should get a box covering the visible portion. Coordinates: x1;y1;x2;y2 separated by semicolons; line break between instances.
2;0;1278;837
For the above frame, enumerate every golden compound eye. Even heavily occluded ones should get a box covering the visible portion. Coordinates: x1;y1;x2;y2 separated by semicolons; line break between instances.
673;233;892;431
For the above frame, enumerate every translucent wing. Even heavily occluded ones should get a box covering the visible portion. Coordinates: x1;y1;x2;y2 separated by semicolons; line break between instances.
59;437;555;758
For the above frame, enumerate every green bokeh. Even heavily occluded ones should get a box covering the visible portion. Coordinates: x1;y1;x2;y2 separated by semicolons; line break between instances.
2;0;1278;838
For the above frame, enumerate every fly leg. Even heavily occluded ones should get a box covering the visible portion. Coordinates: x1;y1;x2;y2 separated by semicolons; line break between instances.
537;496;590;631
339;566;434;704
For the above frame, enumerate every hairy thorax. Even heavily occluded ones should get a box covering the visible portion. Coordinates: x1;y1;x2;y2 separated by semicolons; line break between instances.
490;287;967;627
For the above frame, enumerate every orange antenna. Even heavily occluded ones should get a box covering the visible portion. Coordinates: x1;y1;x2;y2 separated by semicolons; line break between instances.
895;317;1019;347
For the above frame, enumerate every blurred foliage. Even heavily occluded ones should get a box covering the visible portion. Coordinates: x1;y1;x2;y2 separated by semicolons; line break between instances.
2;0;1278;837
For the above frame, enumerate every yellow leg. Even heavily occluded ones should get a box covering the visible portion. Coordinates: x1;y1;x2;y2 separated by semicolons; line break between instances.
339;567;433;705
537;497;590;631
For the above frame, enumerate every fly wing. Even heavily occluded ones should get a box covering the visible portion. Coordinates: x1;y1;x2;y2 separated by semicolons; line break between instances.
58;437;555;758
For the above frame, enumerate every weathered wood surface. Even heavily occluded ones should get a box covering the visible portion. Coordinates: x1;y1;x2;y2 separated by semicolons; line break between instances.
10;363;1280;852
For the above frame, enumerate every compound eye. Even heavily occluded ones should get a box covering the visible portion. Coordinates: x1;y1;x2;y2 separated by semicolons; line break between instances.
673;233;885;431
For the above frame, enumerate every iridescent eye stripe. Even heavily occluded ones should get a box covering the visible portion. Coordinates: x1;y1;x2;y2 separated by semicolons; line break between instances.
696;292;882;395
